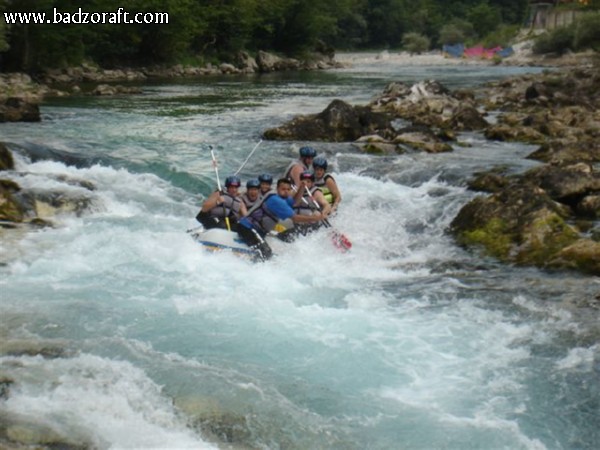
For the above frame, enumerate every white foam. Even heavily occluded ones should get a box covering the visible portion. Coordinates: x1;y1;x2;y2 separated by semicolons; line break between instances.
1;353;216;449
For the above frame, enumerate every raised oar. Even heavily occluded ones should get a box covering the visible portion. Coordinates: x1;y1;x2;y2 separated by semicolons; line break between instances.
210;148;231;232
234;139;262;176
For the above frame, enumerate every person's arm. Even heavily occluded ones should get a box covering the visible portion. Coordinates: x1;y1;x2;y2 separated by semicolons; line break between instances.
239;201;248;217
289;164;303;187
313;191;332;217
201;191;223;212
292;181;306;205
267;195;322;224
326;177;342;210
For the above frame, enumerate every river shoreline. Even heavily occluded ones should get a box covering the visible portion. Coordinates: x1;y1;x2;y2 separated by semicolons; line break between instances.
1;46;598;106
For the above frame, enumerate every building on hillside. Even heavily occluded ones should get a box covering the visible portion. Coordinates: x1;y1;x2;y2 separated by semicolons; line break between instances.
528;0;590;29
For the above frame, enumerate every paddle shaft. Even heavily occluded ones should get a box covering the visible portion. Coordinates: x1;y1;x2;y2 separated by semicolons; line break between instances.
210;149;231;231
302;185;352;250
234;139;262;176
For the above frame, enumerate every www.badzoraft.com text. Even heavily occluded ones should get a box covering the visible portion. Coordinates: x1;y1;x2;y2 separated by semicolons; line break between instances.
3;8;169;25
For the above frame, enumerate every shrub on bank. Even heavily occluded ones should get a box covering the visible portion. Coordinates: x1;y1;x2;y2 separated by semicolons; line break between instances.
533;12;600;55
402;33;430;54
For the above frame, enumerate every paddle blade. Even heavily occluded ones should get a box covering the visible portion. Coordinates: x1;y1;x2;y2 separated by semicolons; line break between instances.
330;230;352;252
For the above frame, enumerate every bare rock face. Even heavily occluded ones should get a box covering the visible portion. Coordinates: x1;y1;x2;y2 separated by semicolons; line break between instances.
263;99;394;142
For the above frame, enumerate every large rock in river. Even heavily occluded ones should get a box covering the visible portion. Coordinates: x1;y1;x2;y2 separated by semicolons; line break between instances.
263;99;394;142
450;163;600;275
0;97;40;122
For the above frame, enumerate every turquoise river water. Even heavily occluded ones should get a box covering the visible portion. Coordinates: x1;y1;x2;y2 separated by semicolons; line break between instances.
1;55;599;449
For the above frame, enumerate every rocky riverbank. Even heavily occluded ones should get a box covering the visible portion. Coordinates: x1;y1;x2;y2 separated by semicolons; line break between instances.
263;56;600;276
1;48;343;123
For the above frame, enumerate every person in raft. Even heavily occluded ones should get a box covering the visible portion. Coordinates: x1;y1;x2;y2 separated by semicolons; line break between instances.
283;146;316;187
258;173;274;198
290;170;332;237
196;175;247;232
241;179;260;209
237;177;325;260
312;157;342;213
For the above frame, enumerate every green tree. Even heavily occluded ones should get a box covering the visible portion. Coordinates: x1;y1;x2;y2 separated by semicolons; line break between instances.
467;1;502;39
401;31;430;53
0;0;9;53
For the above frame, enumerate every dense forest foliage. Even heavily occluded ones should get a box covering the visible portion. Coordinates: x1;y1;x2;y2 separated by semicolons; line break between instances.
0;0;597;72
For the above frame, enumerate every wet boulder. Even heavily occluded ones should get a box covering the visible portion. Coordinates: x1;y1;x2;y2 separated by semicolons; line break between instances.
449;183;582;270
263;99;394;142
548;239;600;275
528;139;600;164
0;179;25;223
353;135;399;155
0;97;40;122
370;80;487;131
577;195;600;218
256;50;300;72
393;126;453;153
0;143;15;171
451;164;600;275
467;168;510;193
91;84;142;96
484;123;546;144
235;51;259;73
524;163;600;208
446;104;489;131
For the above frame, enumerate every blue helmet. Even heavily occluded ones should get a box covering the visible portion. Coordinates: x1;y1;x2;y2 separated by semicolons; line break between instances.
313;157;328;170
299;146;317;158
225;175;241;187
246;179;260;189
258;173;273;184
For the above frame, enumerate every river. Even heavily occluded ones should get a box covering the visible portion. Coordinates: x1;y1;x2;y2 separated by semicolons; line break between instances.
1;54;599;449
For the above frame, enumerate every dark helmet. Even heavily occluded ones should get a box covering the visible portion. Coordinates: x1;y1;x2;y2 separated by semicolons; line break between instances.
300;171;315;181
299;146;317;158
258;173;273;184
225;175;241;187
246;179;260;189
313;157;328;170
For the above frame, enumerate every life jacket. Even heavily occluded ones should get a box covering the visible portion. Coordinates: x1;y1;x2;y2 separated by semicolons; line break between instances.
244;192;284;234
283;159;310;181
294;186;321;216
242;193;259;209
259;188;274;200
314;174;335;205
209;190;242;220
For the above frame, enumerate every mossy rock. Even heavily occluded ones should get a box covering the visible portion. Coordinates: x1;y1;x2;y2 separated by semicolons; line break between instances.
515;212;579;266
548;239;600;275
0;181;25;222
461;218;514;260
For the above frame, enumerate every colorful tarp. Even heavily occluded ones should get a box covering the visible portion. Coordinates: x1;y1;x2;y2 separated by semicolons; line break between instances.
443;43;514;59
